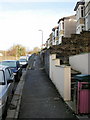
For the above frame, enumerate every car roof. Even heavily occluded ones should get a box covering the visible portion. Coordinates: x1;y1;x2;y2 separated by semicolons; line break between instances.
0;65;9;70
2;60;17;62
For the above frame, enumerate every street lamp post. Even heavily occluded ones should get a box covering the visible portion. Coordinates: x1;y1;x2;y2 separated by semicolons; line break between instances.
38;29;43;49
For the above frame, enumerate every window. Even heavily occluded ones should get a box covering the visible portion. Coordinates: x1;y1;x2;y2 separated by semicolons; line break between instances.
88;13;90;30
5;69;10;81
19;59;27;62
57;30;58;36
59;24;61;31
62;22;64;30
56;40;59;45
0;70;4;83
8;68;13;76
2;61;16;67
81;6;84;17
76;9;79;20
82;26;85;31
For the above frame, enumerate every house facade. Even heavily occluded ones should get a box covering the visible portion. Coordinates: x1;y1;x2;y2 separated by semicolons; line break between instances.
85;0;90;31
46;32;53;49
52;26;59;45
74;0;90;34
54;26;59;45
49;33;53;47
45;0;90;49
58;15;76;44
46;38;50;49
52;27;55;45
74;0;85;34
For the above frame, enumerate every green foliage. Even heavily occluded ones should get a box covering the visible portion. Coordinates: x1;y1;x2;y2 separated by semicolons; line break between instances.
7;44;26;57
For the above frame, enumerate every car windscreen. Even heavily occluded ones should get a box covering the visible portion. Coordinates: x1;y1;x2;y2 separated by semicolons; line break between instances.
0;70;4;84
19;59;27;62
2;61;16;67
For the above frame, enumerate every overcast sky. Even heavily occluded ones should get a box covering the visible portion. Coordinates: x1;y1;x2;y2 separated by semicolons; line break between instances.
0;0;78;51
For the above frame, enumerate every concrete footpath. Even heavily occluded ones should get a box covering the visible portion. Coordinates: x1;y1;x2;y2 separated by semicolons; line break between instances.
18;55;78;119
6;70;26;119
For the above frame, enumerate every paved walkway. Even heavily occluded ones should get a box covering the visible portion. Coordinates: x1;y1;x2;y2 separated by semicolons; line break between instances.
18;55;78;118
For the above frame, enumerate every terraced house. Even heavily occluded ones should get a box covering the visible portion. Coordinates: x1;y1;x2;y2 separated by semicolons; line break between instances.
52;26;59;45
85;0;90;31
46;15;76;48
74;0;90;34
46;33;53;49
58;15;76;44
45;0;90;49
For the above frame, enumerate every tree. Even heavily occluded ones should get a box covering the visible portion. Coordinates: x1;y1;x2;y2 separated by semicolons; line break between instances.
33;47;40;54
7;44;26;57
27;47;40;54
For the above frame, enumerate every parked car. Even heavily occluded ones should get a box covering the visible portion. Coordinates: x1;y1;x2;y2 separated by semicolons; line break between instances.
19;58;28;68
1;60;22;81
0;65;14;118
20;56;28;60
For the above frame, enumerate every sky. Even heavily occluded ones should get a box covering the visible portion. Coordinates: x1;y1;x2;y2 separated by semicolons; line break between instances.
0;0;78;51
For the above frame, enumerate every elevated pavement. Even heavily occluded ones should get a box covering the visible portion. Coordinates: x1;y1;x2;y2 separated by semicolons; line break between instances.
18;55;77;118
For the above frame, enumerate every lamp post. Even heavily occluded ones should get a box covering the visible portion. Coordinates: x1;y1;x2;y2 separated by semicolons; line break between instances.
38;29;43;49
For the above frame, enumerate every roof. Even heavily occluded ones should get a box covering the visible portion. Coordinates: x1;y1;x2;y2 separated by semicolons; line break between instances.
74;1;85;11
47;38;50;40
49;33;52;36
0;65;8;70
52;26;58;31
58;15;76;24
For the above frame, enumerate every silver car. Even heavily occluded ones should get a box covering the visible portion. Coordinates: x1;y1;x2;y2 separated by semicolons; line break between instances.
0;65;14;119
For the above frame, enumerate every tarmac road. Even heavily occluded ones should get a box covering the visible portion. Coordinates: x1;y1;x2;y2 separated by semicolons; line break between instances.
18;55;78;119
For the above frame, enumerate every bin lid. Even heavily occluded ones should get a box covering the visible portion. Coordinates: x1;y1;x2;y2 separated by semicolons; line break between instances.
74;74;90;82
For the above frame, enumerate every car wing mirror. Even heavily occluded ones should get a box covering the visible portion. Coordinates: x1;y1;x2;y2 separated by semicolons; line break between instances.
7;78;13;84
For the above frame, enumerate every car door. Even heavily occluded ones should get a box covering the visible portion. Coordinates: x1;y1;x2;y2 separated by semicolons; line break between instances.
8;68;15;92
0;70;6;105
5;68;13;97
17;61;22;78
0;70;7;116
